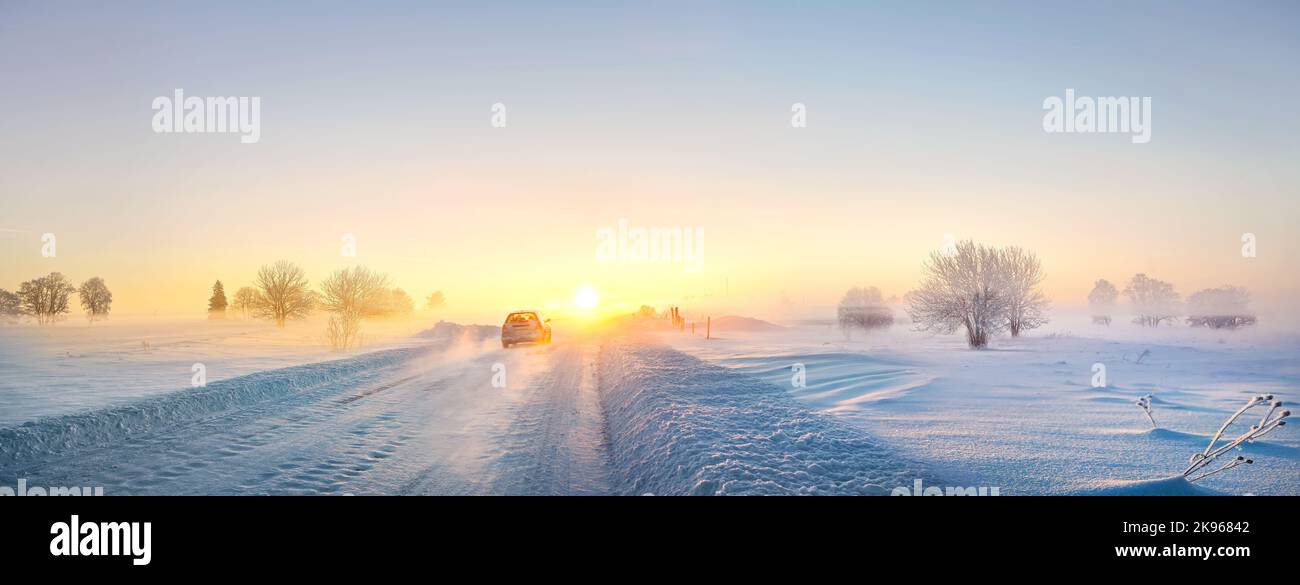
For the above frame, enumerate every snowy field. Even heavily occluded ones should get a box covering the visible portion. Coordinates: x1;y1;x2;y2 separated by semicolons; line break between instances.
0;318;431;426
666;320;1300;495
1;315;1294;495
0;318;938;495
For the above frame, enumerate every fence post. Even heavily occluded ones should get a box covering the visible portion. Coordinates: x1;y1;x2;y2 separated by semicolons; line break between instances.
706;316;711;340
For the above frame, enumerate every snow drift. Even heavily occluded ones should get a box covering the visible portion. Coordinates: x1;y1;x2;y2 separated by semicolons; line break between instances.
597;337;941;495
1075;475;1222;496
708;315;784;333
0;345;427;474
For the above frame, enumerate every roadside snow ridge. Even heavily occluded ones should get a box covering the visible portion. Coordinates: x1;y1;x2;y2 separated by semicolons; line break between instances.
598;338;942;495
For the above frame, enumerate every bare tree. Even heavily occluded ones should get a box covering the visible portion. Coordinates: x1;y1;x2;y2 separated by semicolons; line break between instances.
1088;279;1119;325
78;277;113;323
17;272;77;325
252;261;313;327
1187;286;1254;329
1124;273;1180;327
1001;246;1049;337
837;286;893;339
231;286;259;319
0;288;23;323
906;240;1010;349
319;266;388;350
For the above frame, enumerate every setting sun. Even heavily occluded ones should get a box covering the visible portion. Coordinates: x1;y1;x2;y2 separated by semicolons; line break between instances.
574;286;600;310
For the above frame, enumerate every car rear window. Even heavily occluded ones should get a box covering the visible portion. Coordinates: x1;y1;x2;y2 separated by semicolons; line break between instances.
507;313;537;323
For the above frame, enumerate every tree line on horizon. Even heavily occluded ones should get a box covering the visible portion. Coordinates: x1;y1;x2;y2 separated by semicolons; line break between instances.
1087;276;1255;329
0;261;449;353
206;260;447;351
0;273;112;325
834;241;1049;349
830;239;1257;350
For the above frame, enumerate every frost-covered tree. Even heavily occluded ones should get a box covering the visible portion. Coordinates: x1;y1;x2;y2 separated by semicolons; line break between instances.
837;286;893;338
1001;246;1049;337
1088;279;1119;325
78;277;113;323
0;288;23;323
1187;286;1254;329
208;280;228;318
231;286;259;319
18;272;77;325
320;266;388;350
253;261;313;327
906;240;1010;349
1124;273;1180;327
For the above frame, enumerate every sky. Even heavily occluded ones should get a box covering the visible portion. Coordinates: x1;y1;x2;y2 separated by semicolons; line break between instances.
2;1;1298;322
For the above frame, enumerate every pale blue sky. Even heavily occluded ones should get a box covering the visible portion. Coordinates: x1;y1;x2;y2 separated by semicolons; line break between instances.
1;1;1298;316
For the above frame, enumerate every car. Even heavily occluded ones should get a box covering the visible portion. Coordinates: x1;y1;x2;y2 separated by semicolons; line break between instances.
501;310;552;348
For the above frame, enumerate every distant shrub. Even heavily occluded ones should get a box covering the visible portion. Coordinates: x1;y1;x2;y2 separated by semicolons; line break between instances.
838;287;893;338
837;305;894;331
1123;273;1180;327
1186;286;1254;329
1088;279;1118;325
1186;315;1256;329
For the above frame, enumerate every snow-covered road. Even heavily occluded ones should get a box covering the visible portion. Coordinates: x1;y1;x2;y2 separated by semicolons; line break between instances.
1;337;607;495
1;332;930;495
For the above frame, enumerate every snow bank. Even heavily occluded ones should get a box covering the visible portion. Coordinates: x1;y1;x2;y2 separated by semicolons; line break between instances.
0;345;427;472
597;338;941;495
1075;475;1222;496
708;316;784;333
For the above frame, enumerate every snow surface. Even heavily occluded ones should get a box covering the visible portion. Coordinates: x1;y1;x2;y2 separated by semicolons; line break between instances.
4;315;1292;495
666;323;1300;495
599;337;940;495
1;333;573;495
0;318;430;426
2;324;938;495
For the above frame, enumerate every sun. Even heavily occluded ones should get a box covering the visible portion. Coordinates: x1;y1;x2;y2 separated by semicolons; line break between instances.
574;285;600;310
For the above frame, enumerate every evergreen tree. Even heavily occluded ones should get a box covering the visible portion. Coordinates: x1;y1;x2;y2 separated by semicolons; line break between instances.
208;280;228;317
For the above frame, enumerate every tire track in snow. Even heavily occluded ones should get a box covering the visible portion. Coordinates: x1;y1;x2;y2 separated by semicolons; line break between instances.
397;341;611;495
485;342;611;495
5;342;499;494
